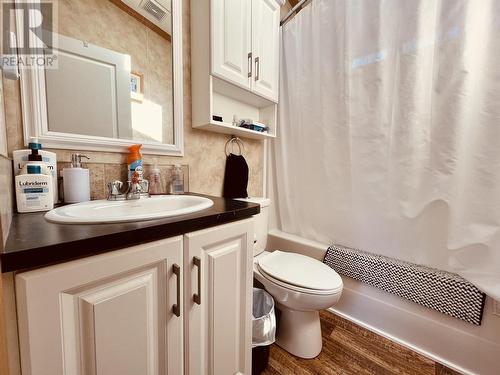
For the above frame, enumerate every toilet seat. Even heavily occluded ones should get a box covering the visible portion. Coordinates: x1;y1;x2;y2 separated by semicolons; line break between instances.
257;251;343;295
257;264;342;295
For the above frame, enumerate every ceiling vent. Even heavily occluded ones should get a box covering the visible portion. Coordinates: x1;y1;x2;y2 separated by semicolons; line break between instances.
141;0;168;22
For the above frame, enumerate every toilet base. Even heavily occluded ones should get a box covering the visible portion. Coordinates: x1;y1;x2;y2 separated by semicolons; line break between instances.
276;308;322;359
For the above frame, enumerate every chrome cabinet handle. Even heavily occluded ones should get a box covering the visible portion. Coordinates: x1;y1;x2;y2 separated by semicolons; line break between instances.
193;256;201;305
248;52;252;78
255;57;260;81
172;264;181;317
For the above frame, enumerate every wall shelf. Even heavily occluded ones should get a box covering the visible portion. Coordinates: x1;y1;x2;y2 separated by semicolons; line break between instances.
192;75;278;140
195;120;276;140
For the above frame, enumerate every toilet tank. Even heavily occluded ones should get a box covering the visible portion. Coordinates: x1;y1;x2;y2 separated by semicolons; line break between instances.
236;197;270;256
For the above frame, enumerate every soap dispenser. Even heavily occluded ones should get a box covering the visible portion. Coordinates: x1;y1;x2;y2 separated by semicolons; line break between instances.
62;154;91;203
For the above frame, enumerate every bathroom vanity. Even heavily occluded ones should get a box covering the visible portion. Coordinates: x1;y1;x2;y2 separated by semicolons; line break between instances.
1;195;259;375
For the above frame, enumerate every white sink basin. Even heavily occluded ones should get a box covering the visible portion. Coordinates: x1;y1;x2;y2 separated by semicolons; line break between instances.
45;195;214;224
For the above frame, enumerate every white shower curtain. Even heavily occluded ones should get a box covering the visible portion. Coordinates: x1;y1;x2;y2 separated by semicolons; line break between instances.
275;0;500;299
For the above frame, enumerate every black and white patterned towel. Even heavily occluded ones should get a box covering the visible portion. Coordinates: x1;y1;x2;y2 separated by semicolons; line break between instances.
324;244;486;325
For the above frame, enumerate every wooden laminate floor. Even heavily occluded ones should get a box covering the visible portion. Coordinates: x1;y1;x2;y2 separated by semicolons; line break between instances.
262;310;462;375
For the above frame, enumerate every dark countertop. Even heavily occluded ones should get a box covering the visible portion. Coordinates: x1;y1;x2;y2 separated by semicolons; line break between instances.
1;194;259;273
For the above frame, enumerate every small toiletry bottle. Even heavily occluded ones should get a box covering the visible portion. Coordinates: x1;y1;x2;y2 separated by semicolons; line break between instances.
149;166;162;195
170;165;184;195
16;165;54;213
62;154;91;203
127;144;143;181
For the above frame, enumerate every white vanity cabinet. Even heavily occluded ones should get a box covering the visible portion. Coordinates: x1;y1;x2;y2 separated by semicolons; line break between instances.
14;220;254;375
16;236;184;375
184;219;254;375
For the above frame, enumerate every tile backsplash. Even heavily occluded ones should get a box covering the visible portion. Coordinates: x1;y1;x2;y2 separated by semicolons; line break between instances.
57;162;189;201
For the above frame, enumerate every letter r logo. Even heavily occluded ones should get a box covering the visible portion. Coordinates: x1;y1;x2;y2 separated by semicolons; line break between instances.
2;1;55;55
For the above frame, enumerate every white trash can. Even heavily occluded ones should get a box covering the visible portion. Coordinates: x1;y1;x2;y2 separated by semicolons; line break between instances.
252;288;276;347
252;288;276;375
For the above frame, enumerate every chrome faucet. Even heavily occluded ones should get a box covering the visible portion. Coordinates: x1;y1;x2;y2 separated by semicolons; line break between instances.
107;177;150;200
127;178;149;200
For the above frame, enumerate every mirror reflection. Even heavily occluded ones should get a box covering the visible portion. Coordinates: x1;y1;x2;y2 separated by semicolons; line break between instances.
44;0;174;144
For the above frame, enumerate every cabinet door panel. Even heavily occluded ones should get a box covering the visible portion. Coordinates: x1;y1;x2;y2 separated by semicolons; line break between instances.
16;237;183;375
252;0;280;101
75;270;157;375
185;219;253;375
93;285;150;375
211;0;252;89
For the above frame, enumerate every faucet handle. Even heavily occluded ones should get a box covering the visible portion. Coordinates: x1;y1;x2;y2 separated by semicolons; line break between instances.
107;180;123;196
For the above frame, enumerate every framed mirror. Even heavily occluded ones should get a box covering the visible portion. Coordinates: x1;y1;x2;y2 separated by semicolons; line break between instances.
16;0;183;155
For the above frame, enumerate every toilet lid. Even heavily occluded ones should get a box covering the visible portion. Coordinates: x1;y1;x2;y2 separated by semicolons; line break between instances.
258;251;343;291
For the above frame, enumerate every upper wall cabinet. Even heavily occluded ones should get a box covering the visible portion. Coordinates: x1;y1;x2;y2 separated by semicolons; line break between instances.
211;0;279;101
251;0;280;101
211;0;252;90
191;0;280;140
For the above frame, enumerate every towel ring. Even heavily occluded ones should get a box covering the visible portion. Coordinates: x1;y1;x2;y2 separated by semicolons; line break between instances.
225;137;245;156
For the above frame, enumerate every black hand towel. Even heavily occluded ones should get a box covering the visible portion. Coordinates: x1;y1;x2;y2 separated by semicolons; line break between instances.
223;153;249;198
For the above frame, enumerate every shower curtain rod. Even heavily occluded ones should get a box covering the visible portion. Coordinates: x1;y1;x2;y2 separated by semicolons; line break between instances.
280;0;311;26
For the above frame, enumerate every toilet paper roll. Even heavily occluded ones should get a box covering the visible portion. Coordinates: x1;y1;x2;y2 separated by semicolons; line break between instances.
62;168;91;203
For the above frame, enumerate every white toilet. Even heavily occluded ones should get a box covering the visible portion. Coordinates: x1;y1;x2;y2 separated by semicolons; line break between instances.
241;198;343;359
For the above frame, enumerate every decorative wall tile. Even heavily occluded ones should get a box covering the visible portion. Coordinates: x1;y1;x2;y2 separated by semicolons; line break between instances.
104;163;128;188
55;162;189;201
87;164;105;200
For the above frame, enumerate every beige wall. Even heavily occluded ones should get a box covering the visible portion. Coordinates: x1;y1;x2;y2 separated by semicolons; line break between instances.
3;0;264;200
0;75;12;247
281;1;293;18
0;156;12;247
0;62;13;375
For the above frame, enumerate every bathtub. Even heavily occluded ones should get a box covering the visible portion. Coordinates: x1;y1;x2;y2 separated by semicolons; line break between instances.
265;229;499;375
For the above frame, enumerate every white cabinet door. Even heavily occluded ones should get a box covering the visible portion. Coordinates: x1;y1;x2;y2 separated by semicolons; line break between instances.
251;0;280;102
184;219;254;375
16;237;184;375
211;0;252;89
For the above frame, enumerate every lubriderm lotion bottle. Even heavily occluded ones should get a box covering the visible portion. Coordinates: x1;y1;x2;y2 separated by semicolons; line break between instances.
16;165;54;213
